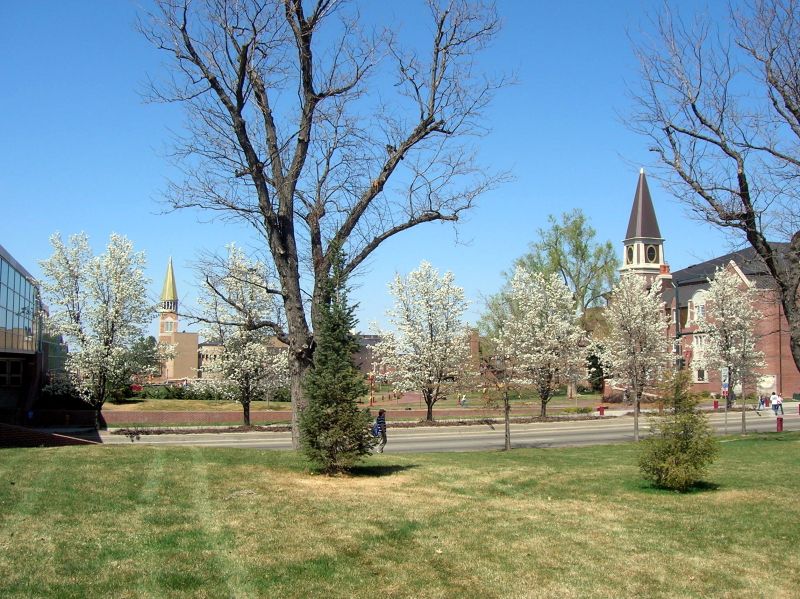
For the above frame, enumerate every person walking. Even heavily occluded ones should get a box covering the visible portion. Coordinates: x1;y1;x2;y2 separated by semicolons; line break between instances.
776;393;784;415
770;391;780;415
376;409;388;453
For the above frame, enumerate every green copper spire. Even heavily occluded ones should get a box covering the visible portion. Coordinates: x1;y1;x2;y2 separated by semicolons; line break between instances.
160;258;178;312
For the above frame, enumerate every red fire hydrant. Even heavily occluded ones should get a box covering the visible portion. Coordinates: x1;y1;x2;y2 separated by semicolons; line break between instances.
713;400;719;410
777;417;784;433
597;405;605;416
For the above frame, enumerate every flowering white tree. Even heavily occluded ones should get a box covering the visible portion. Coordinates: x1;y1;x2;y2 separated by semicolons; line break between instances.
600;275;671;441
695;266;764;434
195;244;289;426
199;334;289;426
495;269;585;417
372;261;470;421
39;233;157;417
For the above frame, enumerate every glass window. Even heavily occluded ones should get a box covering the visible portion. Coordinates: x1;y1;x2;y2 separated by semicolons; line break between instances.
9;361;22;386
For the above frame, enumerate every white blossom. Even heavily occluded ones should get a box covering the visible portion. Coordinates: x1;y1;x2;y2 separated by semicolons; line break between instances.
695;266;764;432
39;232;158;407
494;268;585;417
600;274;671;441
372;261;471;420
196;244;289;420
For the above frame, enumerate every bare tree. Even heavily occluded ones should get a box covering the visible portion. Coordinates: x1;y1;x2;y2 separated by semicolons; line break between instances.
141;0;507;447
629;0;800;373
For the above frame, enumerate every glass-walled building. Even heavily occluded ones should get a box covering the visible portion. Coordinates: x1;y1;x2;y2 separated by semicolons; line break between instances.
0;243;43;422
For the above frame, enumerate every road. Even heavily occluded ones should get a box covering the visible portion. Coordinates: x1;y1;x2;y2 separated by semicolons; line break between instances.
100;409;800;452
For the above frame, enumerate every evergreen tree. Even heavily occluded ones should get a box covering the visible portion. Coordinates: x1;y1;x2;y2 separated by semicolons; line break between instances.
300;255;376;473
639;370;718;492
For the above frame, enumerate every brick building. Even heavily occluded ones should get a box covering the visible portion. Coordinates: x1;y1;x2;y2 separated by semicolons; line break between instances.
620;170;800;398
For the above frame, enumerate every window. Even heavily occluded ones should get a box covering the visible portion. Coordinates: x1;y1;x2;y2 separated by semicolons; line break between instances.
164;320;174;333
0;360;22;387
689;290;707;324
646;244;658;263
691;334;707;383
626;246;634;264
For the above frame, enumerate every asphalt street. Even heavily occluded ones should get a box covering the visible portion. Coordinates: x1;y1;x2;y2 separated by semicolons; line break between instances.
100;408;800;453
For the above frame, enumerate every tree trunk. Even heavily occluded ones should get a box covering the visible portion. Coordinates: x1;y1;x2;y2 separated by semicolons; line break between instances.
740;378;746;434
634;391;641;442
540;398;548;418
271;216;314;450
503;390;511;451
783;299;800;376
423;387;435;421
288;349;313;448
243;401;251;427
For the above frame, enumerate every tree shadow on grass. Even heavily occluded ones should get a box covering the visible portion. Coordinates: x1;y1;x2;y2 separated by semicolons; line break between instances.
348;464;419;478
637;479;721;495
108;398;146;405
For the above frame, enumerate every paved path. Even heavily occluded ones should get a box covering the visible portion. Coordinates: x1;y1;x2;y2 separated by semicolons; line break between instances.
97;409;800;452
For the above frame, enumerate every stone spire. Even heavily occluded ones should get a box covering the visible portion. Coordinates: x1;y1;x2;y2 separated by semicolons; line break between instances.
159;258;178;313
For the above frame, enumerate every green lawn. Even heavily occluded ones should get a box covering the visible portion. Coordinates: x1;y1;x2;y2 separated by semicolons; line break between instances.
103;399;292;412
1;434;798;598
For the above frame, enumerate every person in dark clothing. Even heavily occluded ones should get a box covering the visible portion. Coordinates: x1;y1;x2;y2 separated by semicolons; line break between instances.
376;409;387;453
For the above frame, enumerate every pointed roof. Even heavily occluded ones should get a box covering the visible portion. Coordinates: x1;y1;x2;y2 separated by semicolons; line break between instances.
625;169;662;240
160;258;178;302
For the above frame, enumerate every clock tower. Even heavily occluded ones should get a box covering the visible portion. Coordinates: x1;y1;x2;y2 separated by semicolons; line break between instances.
620;169;671;288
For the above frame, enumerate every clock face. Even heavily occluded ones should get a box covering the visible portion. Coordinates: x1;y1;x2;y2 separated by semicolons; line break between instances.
646;245;658;263
626;246;634;264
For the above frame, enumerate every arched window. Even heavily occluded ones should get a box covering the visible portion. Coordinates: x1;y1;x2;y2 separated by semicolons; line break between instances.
692;334;707;383
689;290;707;324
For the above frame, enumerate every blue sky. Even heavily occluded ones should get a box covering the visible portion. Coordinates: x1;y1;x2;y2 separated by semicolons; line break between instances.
1;0;736;335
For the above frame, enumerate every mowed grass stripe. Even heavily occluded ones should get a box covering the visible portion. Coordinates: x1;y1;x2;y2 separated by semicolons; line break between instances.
0;434;798;598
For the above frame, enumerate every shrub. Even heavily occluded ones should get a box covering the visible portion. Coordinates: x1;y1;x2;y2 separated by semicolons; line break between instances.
269;387;290;402
561;407;593;414
639;370;718;491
